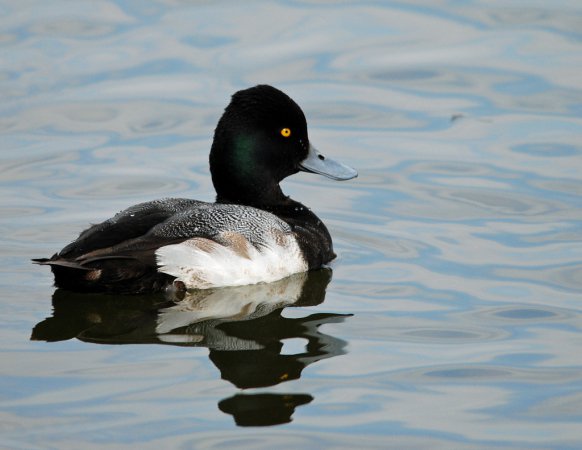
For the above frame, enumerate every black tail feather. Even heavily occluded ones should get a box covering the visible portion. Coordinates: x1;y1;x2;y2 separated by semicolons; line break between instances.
32;258;92;271
34;255;173;294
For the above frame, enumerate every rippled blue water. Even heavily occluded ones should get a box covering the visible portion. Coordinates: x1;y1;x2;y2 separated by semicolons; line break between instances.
2;1;582;448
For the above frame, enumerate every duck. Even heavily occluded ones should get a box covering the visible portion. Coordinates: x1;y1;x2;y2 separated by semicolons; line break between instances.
33;85;357;294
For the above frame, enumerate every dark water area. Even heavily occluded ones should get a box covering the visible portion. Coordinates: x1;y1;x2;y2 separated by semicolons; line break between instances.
2;1;582;448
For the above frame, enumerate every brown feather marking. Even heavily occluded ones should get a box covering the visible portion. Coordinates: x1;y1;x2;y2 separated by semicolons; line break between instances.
184;237;218;253
271;228;288;247
217;231;251;259
84;269;102;281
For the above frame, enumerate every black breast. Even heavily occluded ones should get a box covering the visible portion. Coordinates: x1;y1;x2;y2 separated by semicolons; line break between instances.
266;200;335;268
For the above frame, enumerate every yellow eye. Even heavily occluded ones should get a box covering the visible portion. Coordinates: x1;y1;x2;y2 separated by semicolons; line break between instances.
280;128;291;138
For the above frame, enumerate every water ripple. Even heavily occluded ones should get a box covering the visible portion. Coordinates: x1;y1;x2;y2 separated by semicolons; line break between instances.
56;177;190;200
398;327;506;344
2;0;582;447
398;365;582;385
28;19;117;38
470;304;575;323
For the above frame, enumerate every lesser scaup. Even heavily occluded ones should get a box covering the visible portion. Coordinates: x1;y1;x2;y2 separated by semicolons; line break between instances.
34;85;357;293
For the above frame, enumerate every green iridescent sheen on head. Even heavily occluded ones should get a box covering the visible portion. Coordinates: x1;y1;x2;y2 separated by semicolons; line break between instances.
232;134;255;176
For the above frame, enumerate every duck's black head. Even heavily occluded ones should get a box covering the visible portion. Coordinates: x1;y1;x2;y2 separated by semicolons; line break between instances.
210;85;356;207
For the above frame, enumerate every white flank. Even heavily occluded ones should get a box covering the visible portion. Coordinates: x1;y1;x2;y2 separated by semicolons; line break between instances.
155;231;307;289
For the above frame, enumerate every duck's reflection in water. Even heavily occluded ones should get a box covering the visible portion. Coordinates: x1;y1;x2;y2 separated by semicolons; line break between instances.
32;269;350;426
218;393;313;427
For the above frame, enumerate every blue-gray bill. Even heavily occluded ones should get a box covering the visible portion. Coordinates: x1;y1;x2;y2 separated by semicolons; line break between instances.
299;143;358;181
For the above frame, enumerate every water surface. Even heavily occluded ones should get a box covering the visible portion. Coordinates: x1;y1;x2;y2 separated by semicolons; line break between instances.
2;1;582;448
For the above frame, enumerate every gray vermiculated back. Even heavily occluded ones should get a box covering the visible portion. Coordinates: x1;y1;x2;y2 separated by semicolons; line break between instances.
150;202;291;246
